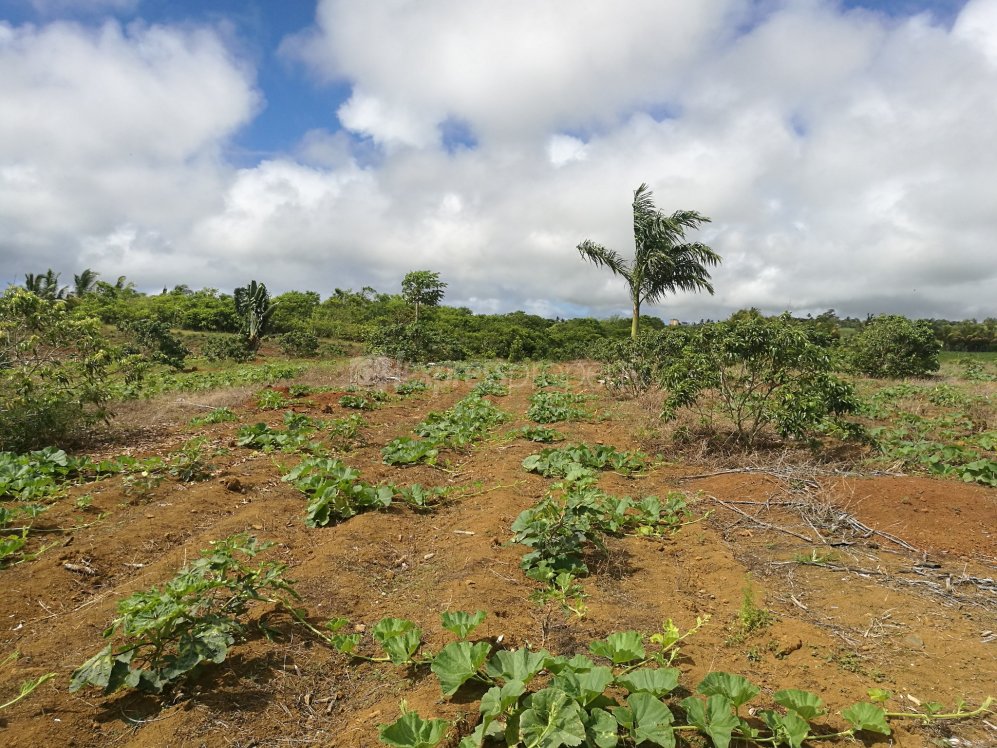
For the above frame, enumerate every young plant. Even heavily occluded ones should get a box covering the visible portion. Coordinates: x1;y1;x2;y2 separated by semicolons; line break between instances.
527;391;590;424
189;407;237;427
283;457;394;526
70;534;297;695
339;394;376;410
382;437;440;466
167;437;213;482
521;442;647;478
513;425;565;443
395;380;428;397
236;412;323;453
257;388;290;410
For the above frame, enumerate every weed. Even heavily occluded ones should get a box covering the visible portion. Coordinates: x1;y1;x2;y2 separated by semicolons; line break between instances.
726;583;772;644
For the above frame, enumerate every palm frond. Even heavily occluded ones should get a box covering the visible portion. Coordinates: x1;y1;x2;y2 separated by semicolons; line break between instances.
577;240;631;280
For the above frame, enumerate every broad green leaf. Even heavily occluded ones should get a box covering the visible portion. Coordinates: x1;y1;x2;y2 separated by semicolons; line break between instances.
696;672;760;708
331;633;360;655
841;702;891;735
584;707;619;748
522;455;545;472
518;687;586;748
458;723;486;748
552;666;615;707
773;689;824;720
374;618;423;665
615;668;680;697
759;710;811;748
441;610;487;639
629;693;675;748
486;647;549;685
681;695;739;748
379;710;450;748
589;631;645;664
69;645;115;693
480;680;526;719
431;641;491;696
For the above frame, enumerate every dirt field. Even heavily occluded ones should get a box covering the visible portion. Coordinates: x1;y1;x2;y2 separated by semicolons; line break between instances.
1;362;994;747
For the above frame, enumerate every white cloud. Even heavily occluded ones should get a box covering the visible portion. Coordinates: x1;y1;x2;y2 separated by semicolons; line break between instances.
283;0;744;143
0;19;258;281
547;135;587;167
953;0;997;65
3;2;997;321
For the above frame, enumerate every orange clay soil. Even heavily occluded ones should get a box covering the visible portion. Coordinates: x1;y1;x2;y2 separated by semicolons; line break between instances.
1;363;994;748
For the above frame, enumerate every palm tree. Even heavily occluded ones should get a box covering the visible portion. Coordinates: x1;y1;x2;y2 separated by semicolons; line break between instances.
578;184;721;338
72;269;100;297
24;269;67;301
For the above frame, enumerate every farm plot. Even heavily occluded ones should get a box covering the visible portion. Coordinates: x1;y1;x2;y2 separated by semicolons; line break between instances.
0;361;994;748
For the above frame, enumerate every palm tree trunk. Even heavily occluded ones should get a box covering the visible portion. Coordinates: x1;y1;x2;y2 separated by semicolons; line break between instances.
631;300;640;339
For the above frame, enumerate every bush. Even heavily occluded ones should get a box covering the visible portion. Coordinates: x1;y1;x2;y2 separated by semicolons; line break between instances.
118;318;190;370
0;290;114;450
200;335;254;363
848;315;941;378
277;329;320;357
366;322;465;363
659;313;860;446
595;331;676;398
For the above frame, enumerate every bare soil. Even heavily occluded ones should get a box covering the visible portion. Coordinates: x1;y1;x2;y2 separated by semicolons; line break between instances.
1;363;994;747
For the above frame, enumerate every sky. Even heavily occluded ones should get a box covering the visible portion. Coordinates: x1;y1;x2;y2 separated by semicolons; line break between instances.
1;0;995;322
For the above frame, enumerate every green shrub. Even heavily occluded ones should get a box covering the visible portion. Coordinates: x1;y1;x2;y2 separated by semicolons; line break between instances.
201;334;254;363
848;315;941;378
595;331;674;398
660;313;860;446
367;322;465;363
277;329;320;357
118;318;190;370
0;290;114;451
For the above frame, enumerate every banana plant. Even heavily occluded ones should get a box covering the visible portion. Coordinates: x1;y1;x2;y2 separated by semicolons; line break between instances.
234;280;277;350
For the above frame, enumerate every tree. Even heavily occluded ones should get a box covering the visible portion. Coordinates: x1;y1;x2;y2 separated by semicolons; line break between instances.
72;269;100;298
578;183;721;338
23;269;67;301
401;270;447;323
233;280;276;351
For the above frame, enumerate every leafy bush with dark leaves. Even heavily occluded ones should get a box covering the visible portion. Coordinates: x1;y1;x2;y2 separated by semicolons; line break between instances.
660;313;860;446
0;289;114;450
847;315;941;378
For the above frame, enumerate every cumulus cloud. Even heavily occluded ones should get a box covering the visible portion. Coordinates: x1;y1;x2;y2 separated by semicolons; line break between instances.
3;1;997;321
0;19;258;281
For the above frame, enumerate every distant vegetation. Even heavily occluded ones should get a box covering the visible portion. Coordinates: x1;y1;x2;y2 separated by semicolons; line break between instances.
1;262;994;450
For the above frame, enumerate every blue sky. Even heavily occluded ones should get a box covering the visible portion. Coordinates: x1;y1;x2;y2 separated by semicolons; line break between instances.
1;0;995;320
